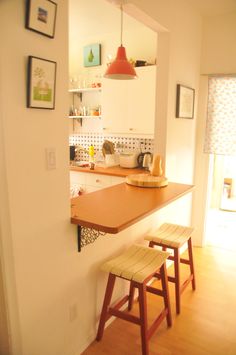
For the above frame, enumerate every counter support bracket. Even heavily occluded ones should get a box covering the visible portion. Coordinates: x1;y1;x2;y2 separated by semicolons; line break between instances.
77;225;82;252
77;225;106;252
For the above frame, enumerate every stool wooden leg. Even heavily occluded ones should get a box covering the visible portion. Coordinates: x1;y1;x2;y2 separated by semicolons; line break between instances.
138;283;148;355
174;248;181;314
128;281;135;311
149;241;154;248
188;238;196;290
160;263;172;327
96;273;116;341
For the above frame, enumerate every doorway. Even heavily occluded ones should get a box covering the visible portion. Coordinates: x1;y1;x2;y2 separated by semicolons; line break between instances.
205;154;236;251
202;75;236;251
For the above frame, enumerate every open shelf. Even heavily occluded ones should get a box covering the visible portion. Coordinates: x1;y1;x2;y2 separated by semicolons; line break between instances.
69;87;101;93
69;115;102;119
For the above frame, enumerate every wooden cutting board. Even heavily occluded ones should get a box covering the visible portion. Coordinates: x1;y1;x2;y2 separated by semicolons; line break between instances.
126;174;168;188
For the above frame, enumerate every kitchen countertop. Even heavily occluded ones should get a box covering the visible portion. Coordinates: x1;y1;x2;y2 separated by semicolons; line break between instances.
70;164;145;177
71;182;194;234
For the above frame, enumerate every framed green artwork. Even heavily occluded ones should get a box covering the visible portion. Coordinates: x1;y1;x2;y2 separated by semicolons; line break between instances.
27;56;57;109
83;44;101;67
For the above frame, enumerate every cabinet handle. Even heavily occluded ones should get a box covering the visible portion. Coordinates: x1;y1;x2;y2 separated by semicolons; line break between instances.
129;128;133;131
96;179;100;183
102;127;106;130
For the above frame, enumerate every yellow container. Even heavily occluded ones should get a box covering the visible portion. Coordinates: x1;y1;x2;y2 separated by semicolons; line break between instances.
88;145;94;158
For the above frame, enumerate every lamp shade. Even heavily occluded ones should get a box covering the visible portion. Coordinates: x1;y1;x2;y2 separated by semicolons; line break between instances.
104;45;137;80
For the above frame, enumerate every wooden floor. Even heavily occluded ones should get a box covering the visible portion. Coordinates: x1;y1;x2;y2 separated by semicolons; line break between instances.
82;246;236;355
206;209;236;251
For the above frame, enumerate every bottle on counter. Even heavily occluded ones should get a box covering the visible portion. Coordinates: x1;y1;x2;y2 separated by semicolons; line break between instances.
88;145;95;169
88;145;94;158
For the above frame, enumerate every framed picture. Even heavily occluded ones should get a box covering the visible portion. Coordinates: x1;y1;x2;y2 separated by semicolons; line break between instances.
176;84;195;119
83;44;101;67
25;0;57;38
27;56;57;109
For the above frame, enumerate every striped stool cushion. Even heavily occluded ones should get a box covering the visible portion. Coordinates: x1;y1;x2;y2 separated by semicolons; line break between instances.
101;244;169;283
145;223;194;248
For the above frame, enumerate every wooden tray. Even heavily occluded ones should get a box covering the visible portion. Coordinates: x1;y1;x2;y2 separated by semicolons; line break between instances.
126;174;168;188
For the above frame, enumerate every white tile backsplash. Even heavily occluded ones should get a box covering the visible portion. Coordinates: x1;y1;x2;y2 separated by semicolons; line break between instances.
69;133;154;161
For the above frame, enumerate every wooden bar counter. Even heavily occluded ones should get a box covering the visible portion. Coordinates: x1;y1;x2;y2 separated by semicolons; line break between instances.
71;182;194;234
70;164;145;177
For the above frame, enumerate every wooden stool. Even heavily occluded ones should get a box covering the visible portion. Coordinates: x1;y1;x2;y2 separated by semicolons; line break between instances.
96;244;172;355
145;223;196;314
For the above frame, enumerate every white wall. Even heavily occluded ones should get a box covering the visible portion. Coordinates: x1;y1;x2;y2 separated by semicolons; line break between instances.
0;1;71;354
192;12;236;245
201;12;236;75
0;1;201;355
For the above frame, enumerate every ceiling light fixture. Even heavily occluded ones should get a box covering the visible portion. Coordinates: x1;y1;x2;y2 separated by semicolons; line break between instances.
104;4;137;80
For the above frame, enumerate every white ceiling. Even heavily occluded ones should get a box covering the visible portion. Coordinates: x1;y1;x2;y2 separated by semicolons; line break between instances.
69;0;236;41
69;0;159;43
187;0;236;17
106;0;236;17
69;0;153;39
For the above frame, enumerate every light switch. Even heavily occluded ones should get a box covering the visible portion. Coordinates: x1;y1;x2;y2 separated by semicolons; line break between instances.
45;148;56;170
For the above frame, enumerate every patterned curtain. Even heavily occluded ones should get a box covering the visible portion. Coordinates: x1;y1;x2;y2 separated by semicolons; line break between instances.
204;76;236;155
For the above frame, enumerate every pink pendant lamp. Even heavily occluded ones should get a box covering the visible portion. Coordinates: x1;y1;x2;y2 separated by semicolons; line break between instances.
104;4;137;80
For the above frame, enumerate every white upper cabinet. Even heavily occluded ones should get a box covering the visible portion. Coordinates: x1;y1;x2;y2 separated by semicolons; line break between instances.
101;78;128;134
127;66;156;135
101;65;157;136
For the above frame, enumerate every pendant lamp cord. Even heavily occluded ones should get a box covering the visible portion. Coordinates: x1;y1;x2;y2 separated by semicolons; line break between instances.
120;3;123;46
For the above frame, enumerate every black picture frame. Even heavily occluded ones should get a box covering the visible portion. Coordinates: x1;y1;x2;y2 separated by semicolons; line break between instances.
176;84;195;119
25;0;57;38
27;56;57;109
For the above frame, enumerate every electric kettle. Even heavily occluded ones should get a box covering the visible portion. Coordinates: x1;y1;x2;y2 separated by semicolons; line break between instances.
137;152;152;168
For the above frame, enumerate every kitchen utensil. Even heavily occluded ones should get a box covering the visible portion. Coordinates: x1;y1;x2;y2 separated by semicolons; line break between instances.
102;140;115;156
143;153;152;169
137;152;152;168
